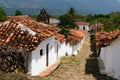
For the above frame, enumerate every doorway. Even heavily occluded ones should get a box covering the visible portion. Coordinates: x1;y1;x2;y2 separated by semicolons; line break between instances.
57;44;59;59
46;43;49;67
83;26;85;30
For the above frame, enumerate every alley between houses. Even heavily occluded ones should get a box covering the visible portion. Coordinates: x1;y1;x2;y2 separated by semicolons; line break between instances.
32;32;116;80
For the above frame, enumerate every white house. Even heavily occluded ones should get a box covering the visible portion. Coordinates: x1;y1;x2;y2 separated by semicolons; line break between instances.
66;29;85;55
30;35;58;75
96;30;120;79
55;29;85;57
75;22;90;30
0;15;60;76
55;34;66;58
49;18;60;26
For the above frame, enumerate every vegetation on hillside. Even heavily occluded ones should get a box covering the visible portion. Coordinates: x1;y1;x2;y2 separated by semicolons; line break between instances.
0;7;7;22
0;7;120;32
15;10;23;16
84;12;120;32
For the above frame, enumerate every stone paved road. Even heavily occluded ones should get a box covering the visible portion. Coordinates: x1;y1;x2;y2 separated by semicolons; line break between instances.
32;32;116;80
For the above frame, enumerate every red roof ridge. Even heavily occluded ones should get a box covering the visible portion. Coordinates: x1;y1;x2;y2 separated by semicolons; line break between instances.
96;29;120;47
67;29;85;45
75;22;89;25
55;33;66;43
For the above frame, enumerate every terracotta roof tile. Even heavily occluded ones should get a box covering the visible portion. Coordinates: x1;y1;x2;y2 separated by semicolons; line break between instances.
75;22;89;25
55;34;66;43
0;22;3;25
8;15;60;39
67;29;85;45
0;15;60;51
96;30;120;47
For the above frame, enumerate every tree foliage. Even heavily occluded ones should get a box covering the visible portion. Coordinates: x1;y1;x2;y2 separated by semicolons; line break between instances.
59;14;74;27
84;12;120;32
58;13;78;35
68;7;76;16
0;7;7;22
58;7;79;35
15;10;23;16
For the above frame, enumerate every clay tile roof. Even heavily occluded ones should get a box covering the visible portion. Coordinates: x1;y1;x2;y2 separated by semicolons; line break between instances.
75;22;89;25
0;22;3;26
8;15;60;39
67;29;85;45
96;29;120;47
55;34;66;43
0;15;60;51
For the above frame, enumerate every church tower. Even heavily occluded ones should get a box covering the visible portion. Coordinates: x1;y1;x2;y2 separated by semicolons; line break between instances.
37;8;50;24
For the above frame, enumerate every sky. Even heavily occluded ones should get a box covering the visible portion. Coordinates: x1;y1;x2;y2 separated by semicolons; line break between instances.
0;0;120;15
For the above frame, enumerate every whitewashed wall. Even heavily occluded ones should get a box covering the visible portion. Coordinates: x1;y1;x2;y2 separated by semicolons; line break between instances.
55;36;85;57
78;25;89;30
30;36;57;76
99;37;120;79
65;43;73;55
55;40;66;59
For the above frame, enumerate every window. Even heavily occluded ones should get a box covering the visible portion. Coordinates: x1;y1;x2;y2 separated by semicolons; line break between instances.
40;49;43;56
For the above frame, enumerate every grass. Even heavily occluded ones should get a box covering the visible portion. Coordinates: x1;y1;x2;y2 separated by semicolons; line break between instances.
0;73;29;80
60;56;79;66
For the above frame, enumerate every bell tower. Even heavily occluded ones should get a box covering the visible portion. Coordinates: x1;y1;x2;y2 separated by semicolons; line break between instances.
37;8;50;24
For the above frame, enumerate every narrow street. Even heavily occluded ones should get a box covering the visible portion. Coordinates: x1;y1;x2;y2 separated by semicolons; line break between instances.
34;32;116;80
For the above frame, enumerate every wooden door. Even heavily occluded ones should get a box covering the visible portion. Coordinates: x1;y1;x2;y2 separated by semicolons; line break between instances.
57;44;59;59
46;44;49;67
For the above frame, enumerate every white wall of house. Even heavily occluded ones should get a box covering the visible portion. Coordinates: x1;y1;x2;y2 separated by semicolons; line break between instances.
55;36;85;57
49;18;60;26
99;36;120;79
55;40;66;59
55;36;85;58
65;43;73;55
57;42;77;56
78;25;89;30
73;37;85;55
30;36;57;76
78;37;85;50
72;45;78;55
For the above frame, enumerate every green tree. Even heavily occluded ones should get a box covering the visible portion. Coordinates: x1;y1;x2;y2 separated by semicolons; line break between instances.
68;7;84;22
84;14;94;22
59;13;78;29
58;13;78;35
68;7;76;16
15;10;23;16
0;7;7;22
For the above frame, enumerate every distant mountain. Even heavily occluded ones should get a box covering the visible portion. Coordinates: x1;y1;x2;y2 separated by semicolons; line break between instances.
0;0;120;16
4;8;65;16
